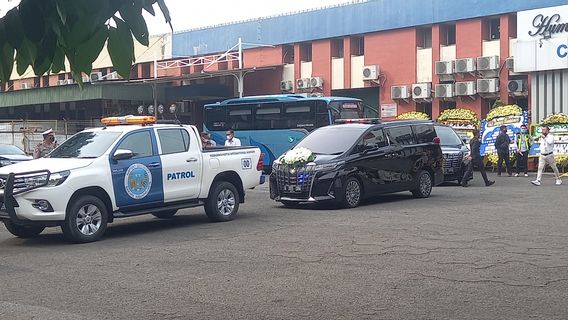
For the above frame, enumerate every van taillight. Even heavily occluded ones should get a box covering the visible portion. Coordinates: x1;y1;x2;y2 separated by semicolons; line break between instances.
433;137;441;144
257;153;264;171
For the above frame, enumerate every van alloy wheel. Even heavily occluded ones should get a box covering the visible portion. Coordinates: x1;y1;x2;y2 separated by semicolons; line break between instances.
411;171;432;198
342;177;362;208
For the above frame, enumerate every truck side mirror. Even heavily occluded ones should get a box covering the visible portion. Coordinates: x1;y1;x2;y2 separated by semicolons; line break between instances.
112;149;134;161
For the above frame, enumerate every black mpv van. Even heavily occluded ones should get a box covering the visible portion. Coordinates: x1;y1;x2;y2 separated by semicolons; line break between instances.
269;120;444;208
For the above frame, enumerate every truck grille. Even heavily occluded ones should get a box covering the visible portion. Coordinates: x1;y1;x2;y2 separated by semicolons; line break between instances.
274;165;315;199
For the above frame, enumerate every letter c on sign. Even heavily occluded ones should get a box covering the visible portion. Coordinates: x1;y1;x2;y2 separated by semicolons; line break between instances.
558;44;568;58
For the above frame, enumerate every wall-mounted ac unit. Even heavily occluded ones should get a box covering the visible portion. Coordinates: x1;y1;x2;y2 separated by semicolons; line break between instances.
455;81;476;96
505;57;514;70
65;79;75;85
477;55;499;71
107;72;121;80
280;80;293;92
81;74;90;83
20;83;31;89
454;58;476;73
57;80;67;86
477;78;499;93
391;85;410;100
435;61;454;75
309;77;323;88
412;83;431;100
90;72;103;82
362;65;379;80
434;83;455;98
296;78;310;89
508;79;528;95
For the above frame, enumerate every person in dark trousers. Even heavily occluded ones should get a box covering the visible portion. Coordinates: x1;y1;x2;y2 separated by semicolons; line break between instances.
515;124;531;177
462;129;495;187
495;125;512;176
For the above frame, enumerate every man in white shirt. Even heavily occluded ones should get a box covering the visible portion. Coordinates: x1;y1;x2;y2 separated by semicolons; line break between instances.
224;129;241;147
531;125;562;186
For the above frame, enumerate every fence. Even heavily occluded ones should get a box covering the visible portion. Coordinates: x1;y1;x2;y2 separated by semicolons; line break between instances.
0;119;103;154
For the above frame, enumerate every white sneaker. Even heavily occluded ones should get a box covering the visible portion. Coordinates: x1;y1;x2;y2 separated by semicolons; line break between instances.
524;174;529;177
556;179;563;185
531;180;541;186
514;173;519;177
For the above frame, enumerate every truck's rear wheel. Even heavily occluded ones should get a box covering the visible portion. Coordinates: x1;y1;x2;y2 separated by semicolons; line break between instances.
152;209;178;219
204;181;240;222
61;195;108;243
3;221;45;238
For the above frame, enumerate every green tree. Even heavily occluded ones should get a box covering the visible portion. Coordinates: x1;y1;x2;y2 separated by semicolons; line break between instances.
0;0;171;83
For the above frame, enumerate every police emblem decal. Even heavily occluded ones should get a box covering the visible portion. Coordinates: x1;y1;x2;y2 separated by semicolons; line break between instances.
124;164;152;199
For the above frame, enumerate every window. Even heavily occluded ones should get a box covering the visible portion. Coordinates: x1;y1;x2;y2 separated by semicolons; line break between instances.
116;131;153;158
205;107;228;131
331;38;344;58
412;125;437;144
443;24;456;45
227;104;253;130
315;101;330;127
255;103;285;129
417;27;432;49
386;126;417;146
283;101;315;130
158;129;190;155
362;129;388;148
486;18;500;40
434;125;462;146
351;36;364;56
283;45;294;64
300;43;312;62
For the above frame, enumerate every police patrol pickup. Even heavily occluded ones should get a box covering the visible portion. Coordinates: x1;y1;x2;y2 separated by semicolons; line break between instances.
0;116;264;243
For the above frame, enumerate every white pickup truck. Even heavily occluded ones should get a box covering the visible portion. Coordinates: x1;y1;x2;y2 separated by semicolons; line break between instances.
0;119;264;243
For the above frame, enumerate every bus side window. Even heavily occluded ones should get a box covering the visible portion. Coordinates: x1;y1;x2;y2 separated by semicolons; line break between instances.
315;101;330;127
254;103;283;129
204;107;228;131
227;104;253;130
284;101;316;130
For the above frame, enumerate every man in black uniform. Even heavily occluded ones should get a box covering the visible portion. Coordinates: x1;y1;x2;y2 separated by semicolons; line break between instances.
495;125;512;176
462;130;495;187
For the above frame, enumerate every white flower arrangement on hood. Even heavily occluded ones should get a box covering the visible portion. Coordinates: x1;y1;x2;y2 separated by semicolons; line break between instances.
279;147;316;166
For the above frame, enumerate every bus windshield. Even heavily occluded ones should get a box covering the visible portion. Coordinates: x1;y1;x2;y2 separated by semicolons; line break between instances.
203;95;372;171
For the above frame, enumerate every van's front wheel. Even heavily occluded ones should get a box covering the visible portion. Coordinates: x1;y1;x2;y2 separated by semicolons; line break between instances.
204;181;240;222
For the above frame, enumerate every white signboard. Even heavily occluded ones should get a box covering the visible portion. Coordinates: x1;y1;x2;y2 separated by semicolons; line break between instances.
380;104;397;118
516;4;568;72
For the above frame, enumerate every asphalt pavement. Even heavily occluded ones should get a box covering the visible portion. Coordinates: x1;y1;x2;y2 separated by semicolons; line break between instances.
1;172;567;320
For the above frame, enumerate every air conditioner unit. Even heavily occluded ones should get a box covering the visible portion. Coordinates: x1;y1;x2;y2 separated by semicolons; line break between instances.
90;72;103;82
65;79;75;85
434;83;455;98
508;79;528;95
20;83;31;89
362;65;379;80
57;80;67;86
81;74;90;83
280;80;293;92
435;61;454;75
309;77;323;88
455;81;476;96
505;57;514;70
106;72;121;80
477;78;499;93
296;78;310;90
391;85;410;100
454;58;476;73
412;83;432;100
477;55;499;71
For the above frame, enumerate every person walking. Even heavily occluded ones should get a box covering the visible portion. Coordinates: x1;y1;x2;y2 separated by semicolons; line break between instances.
531;125;562;186
225;129;241;147
514;124;531;177
495;125;512;176
461;129;495;187
33;128;57;159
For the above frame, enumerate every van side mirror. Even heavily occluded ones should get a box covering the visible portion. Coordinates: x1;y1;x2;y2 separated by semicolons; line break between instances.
112;149;134;161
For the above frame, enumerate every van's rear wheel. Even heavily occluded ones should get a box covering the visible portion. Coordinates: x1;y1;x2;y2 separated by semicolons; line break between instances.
205;181;240;222
411;171;433;198
3;221;45;238
61;195;108;243
152;210;178;219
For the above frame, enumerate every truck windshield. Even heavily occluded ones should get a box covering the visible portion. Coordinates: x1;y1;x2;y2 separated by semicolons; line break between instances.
294;126;366;155
49;131;121;158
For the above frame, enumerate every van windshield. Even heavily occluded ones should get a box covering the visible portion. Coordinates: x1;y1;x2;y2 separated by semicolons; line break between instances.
435;126;463;146
49;131;122;159
294;126;366;155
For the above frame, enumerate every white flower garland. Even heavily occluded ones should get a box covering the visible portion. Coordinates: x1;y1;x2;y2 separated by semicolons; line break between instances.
279;147;316;166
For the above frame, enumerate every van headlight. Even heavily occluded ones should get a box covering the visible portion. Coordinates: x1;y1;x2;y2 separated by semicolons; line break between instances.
462;151;471;161
310;161;345;171
0;159;12;167
47;170;70;187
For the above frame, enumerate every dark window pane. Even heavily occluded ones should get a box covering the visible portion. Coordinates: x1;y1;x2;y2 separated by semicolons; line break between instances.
205;107;227;131
283;101;315;130
362;129;388;148
117;131;153;158
413;124;436;144
158;129;190;155
434;125;463;146
227;104;253;130
386;126;417;146
255;103;285;129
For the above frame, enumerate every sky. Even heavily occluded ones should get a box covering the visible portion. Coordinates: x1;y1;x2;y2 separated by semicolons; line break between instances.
0;0;355;34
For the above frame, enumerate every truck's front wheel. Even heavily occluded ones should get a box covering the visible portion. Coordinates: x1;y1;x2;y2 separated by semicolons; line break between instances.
61;195;108;243
3;221;45;238
204;181;240;222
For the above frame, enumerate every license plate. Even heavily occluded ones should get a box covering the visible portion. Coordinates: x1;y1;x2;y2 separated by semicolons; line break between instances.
444;168;454;174
284;185;302;192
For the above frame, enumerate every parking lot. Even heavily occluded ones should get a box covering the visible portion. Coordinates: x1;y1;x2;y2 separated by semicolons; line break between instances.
1;173;568;320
